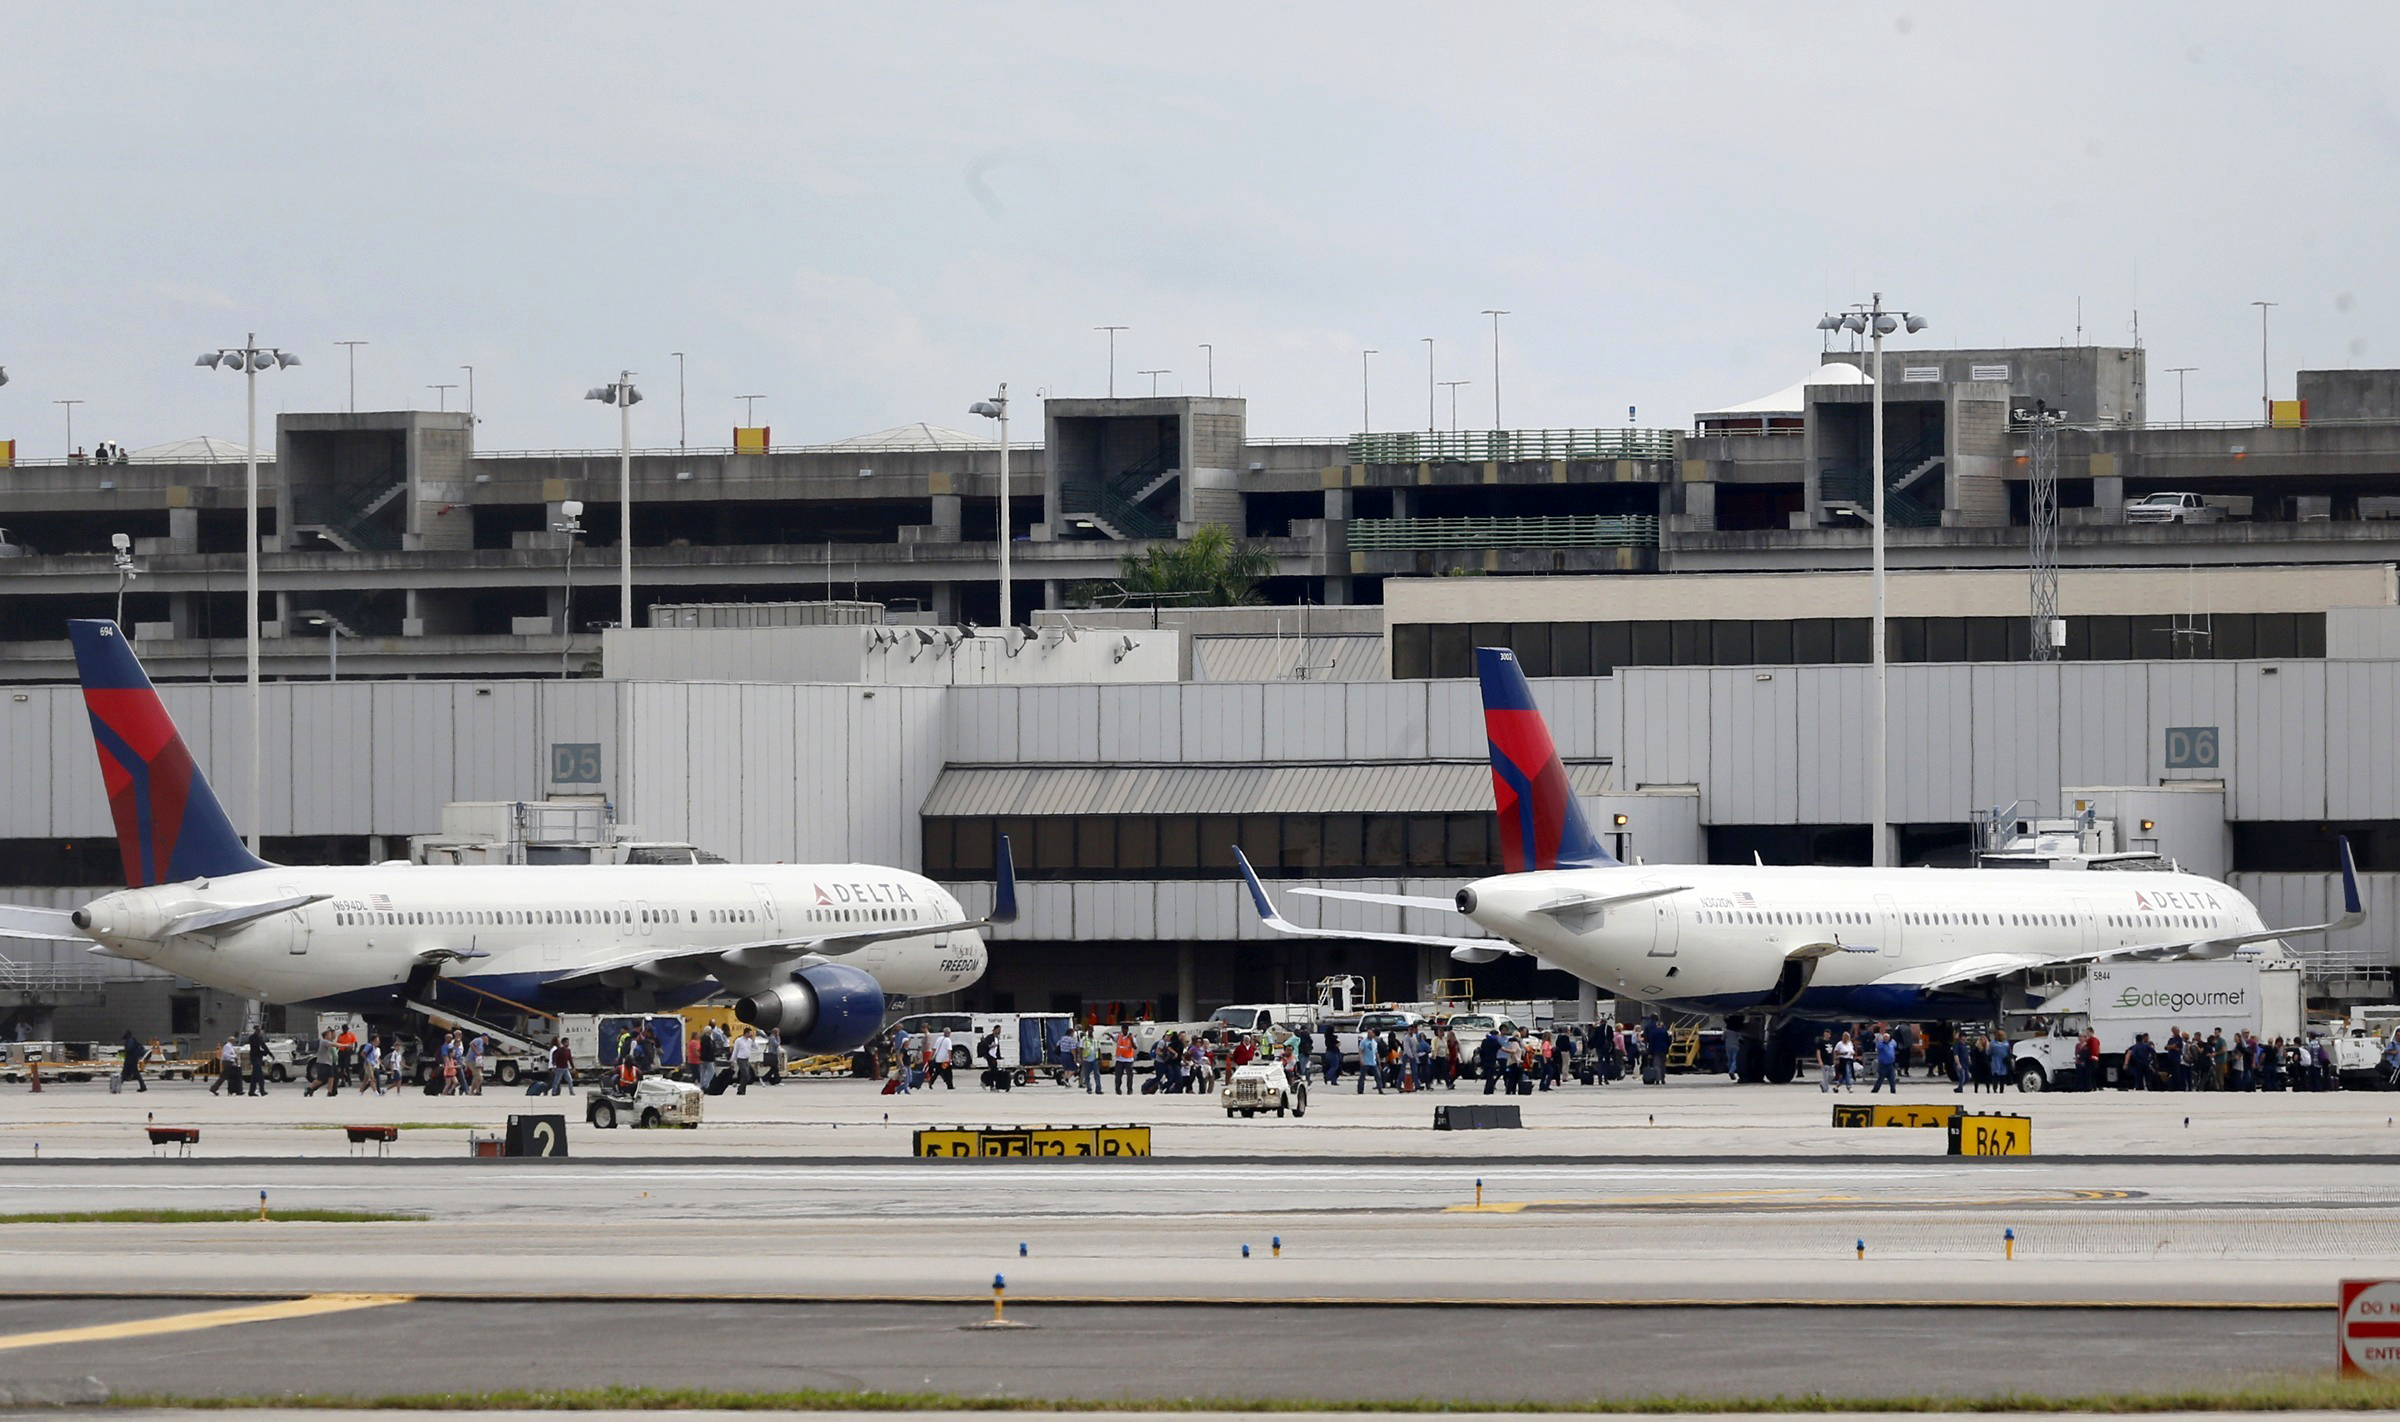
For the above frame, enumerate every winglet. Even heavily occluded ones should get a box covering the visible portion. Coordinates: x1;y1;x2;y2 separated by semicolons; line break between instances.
1234;847;1288;927
991;834;1019;924
2338;834;2363;921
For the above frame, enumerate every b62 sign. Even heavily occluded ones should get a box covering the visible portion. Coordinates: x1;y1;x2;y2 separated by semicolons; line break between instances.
2339;1279;2400;1377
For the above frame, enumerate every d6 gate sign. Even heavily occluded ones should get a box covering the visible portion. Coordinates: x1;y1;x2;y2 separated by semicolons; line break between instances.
2340;1279;2400;1377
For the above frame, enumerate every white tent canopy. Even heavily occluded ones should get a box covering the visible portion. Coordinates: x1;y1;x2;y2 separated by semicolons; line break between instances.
128;435;264;464
824;423;994;451
1697;361;1870;420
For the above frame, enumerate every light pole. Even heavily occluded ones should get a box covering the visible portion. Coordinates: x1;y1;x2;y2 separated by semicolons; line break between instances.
2251;302;2277;420
738;394;764;428
551;500;584;679
110;532;138;627
672;352;686;450
53;399;82;457
305;613;342;682
335;341;366;413
1095;326;1127;397
1440;380;1472;432
969;385;1012;628
426;383;456;411
196;335;301;852
461;366;475;430
1199;344;1213;397
1361;349;1377;433
1480;310;1508;428
1422;337;1435;432
583;373;641;632
2165;366;2197;425
1815;296;1926;868
1139;369;1169;397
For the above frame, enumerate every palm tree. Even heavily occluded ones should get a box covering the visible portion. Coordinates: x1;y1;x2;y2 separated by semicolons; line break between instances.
1111;524;1274;607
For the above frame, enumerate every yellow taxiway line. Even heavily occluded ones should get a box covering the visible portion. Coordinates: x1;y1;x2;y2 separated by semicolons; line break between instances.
0;1292;411;1353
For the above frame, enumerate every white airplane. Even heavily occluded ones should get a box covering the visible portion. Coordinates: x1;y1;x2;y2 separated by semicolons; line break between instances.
0;620;1015;1054
1240;645;2362;1081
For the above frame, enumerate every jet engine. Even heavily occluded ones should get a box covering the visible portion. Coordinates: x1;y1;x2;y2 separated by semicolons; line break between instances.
733;962;886;1052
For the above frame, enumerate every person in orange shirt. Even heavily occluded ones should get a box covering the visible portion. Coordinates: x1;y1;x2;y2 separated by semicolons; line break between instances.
335;1025;359;1089
1112;1028;1137;1094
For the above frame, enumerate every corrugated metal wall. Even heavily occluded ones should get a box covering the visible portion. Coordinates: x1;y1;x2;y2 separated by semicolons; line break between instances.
7;660;2397;849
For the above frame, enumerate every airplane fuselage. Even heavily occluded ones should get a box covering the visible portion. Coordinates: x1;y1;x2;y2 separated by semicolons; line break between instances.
1460;862;2273;1021
74;861;985;1011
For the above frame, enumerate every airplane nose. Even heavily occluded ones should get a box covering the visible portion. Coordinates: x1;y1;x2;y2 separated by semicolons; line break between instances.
1455;887;1478;915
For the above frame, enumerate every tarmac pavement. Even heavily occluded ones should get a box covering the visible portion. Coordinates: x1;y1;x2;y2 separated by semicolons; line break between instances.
0;1300;2334;1404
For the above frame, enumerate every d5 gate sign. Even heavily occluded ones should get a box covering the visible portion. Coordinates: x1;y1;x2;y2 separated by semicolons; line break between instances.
2339;1279;2400;1377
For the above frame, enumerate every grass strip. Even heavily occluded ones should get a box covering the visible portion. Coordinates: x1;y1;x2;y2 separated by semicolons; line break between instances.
0;1208;420;1224
102;1376;2400;1413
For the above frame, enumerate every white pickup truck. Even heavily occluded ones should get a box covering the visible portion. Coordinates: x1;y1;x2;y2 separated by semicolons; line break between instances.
2123;492;2222;525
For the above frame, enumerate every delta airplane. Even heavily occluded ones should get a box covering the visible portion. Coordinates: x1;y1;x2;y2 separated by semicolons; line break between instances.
1241;646;2361;1081
0;620;1015;1055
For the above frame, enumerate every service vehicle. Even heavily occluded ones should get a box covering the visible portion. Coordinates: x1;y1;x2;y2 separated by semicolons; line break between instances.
2319;1027;2392;1088
2123;491;2221;525
2011;960;2303;1091
889;1011;1074;1084
1221;1059;1308;1118
1206;1003;1322;1034
586;1074;703;1129
1441;1012;1522;1040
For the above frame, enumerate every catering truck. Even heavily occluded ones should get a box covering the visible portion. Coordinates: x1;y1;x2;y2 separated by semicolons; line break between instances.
2009;960;2303;1092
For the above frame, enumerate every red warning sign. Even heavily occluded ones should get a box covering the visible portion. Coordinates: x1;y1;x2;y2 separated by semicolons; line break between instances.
2339;1279;2400;1378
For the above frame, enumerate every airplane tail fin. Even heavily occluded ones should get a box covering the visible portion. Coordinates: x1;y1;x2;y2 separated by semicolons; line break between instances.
1476;645;1616;873
67;619;268;887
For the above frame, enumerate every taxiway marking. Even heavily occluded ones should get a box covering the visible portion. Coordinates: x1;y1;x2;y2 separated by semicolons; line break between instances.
0;1292;410;1352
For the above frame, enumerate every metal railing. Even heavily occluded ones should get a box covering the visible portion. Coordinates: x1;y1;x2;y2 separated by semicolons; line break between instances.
0;957;109;994
1347;429;1679;464
1345;514;1659;551
475;440;1039;461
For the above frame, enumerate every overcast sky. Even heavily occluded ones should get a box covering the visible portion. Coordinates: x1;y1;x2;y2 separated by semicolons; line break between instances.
7;2;2395;454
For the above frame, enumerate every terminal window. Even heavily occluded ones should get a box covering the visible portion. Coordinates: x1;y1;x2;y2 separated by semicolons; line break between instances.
1391;612;2325;678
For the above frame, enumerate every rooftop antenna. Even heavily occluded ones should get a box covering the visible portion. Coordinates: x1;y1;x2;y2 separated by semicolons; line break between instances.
2022;399;2065;661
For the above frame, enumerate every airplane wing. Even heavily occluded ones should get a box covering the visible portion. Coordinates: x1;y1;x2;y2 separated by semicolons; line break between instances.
0;904;84;944
1290;887;1461;913
1236;850;1511;961
541;913;996;988
541;836;1018;990
1871;836;2363;995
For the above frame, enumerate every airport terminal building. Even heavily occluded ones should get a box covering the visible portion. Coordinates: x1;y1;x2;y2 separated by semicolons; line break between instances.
8;348;2400;1039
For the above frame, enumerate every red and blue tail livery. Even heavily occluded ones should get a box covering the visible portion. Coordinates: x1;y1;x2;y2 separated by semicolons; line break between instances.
68;619;267;888
1476;646;1616;873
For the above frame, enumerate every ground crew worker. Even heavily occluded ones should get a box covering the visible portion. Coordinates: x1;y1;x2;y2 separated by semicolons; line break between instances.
1112;1028;1136;1094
